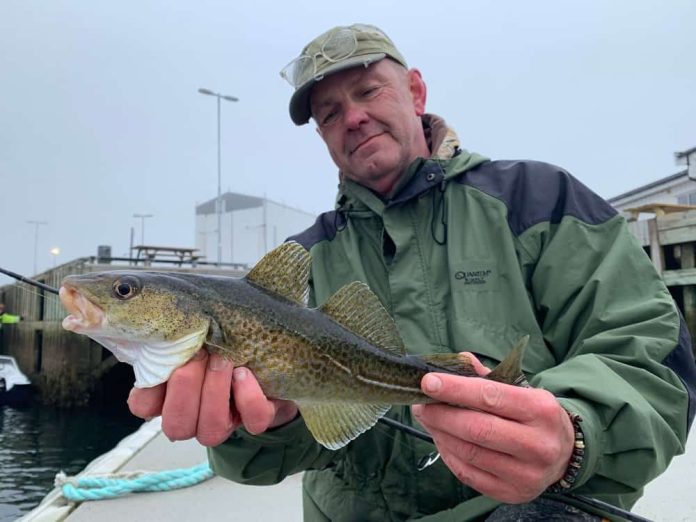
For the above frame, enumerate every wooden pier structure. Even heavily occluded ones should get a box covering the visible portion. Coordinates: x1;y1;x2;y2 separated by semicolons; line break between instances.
625;205;696;347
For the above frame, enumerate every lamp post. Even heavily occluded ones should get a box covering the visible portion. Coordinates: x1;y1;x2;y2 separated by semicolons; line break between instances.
26;220;47;275
133;213;153;245
50;247;61;268
198;87;239;266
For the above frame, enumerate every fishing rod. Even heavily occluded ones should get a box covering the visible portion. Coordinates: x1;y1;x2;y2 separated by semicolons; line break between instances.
0;267;652;521
0;267;59;295
379;419;652;522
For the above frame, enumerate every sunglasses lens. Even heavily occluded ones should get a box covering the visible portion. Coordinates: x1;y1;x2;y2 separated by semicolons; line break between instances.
281;27;359;87
280;56;314;87
322;28;356;62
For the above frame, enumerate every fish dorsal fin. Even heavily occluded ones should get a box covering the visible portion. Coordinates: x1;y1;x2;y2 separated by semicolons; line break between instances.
245;242;311;305
320;281;405;355
297;401;391;450
416;353;477;377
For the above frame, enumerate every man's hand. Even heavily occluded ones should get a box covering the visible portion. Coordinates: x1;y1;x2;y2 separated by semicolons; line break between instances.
412;353;574;504
127;349;298;447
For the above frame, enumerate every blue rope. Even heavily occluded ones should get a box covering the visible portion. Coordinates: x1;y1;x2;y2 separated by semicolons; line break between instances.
58;462;214;501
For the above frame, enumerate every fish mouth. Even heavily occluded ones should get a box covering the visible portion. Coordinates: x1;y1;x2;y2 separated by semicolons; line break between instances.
59;285;106;333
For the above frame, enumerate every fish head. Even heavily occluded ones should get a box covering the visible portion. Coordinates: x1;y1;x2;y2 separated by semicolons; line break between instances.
60;271;211;388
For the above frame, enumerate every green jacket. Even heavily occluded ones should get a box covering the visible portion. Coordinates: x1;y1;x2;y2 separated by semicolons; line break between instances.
209;117;695;521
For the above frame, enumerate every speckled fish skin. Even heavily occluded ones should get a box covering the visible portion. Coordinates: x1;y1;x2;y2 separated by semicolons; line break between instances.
60;242;527;449
203;279;462;405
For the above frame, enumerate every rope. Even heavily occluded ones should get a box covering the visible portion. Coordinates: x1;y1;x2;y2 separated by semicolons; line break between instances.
54;462;214;501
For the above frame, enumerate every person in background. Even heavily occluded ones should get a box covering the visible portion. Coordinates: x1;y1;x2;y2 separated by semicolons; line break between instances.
0;303;21;329
0;302;21;353
128;24;696;521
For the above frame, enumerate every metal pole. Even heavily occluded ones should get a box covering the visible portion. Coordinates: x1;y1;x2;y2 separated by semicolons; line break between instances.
198;88;238;267
217;95;222;266
33;225;39;274
133;214;153;245
26;220;47;275
129;226;134;265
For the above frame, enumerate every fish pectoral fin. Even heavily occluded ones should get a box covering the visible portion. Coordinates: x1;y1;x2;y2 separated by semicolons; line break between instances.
245;242;310;306
320;281;405;356
416;353;477;376
487;335;530;387
297;401;391;450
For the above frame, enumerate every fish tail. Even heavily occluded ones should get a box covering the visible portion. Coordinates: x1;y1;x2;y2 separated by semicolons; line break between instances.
486;335;530;386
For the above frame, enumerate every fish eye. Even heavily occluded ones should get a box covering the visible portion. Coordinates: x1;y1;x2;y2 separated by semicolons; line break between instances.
112;276;141;300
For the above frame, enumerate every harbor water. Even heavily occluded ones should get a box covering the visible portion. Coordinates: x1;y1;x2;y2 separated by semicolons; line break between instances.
0;401;142;521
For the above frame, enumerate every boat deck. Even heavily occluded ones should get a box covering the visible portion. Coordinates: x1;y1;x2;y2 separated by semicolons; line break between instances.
20;418;695;521
67;431;303;521
19;418;302;522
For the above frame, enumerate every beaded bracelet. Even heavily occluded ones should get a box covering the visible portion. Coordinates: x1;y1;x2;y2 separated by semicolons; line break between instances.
547;410;585;493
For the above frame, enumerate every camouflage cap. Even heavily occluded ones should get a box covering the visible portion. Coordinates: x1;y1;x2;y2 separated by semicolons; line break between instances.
281;24;407;125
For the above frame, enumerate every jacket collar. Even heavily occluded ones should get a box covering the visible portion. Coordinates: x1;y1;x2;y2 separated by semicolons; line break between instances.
336;114;488;215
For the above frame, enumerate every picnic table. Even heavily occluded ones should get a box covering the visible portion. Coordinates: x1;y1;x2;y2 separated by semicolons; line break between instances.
624;203;696;221
131;245;203;266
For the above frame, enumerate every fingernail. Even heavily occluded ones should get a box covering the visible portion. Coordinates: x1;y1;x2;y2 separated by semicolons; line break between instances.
233;367;247;382
412;404;423;417
192;350;207;361
423;374;442;393
209;355;231;371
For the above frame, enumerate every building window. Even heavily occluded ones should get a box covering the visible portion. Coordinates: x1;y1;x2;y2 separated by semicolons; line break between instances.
677;192;696;205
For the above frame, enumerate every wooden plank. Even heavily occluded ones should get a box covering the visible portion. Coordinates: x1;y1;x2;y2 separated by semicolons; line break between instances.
626;220;650;247
657;210;696;232
647;218;664;274
679;244;696;341
658;226;696;246
662;268;696;287
681;244;695;269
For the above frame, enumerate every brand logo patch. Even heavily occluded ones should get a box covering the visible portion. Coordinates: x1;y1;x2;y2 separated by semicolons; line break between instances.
455;269;493;285
453;259;499;292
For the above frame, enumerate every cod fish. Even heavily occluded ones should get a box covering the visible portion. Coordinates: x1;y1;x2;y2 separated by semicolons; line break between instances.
60;242;527;450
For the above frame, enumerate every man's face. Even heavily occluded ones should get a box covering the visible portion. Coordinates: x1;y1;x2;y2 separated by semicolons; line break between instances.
310;59;428;195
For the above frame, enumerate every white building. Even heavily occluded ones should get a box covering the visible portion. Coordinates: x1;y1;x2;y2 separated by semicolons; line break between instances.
195;192;316;268
606;146;696;255
608;146;696;215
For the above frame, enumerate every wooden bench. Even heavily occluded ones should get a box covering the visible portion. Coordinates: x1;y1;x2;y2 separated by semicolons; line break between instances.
131;245;203;267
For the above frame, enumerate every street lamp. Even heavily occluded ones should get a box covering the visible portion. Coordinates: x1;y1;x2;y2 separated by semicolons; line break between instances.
27;220;48;275
50;247;61;268
133;213;153;245
198;87;239;266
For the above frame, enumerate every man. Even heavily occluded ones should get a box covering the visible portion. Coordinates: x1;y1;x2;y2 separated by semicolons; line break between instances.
128;24;696;520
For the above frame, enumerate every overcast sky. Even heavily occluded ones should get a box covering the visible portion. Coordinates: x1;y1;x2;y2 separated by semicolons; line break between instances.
1;1;695;286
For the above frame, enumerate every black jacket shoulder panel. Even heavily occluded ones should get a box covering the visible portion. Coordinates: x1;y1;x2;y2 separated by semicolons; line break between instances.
454;160;618;236
664;313;696;433
287;211;344;250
